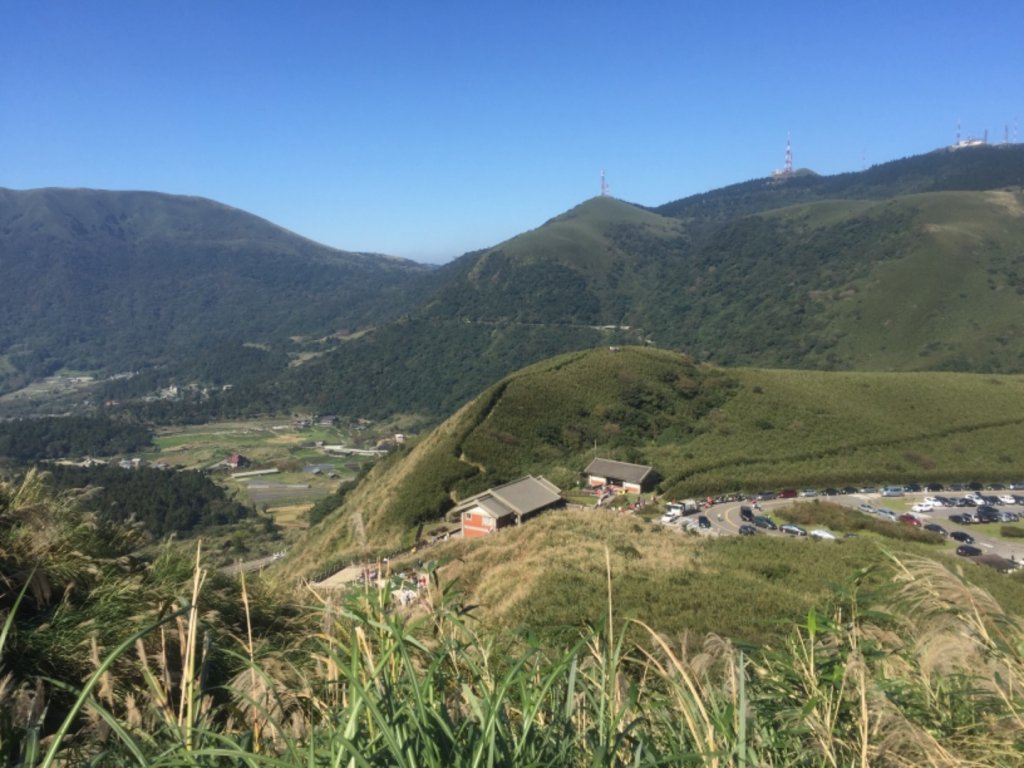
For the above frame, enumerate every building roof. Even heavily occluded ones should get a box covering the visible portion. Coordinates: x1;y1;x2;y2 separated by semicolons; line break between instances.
454;475;562;521
584;458;654;485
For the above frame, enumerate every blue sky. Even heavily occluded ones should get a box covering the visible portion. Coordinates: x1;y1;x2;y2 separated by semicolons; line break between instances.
2;1;1021;262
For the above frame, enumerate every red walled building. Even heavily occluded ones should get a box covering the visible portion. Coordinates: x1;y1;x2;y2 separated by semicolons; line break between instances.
455;476;563;538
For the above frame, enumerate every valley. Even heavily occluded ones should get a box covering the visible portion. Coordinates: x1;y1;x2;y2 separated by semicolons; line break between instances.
4;144;1024;765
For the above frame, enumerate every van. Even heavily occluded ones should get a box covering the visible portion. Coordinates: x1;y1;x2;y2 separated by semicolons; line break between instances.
882;486;904;497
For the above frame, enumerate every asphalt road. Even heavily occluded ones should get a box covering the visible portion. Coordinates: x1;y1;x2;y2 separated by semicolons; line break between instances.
669;491;1024;563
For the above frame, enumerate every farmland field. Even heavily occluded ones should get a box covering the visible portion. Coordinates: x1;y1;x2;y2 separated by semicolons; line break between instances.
145;418;388;522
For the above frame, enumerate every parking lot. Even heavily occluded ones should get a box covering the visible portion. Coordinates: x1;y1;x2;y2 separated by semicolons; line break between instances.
660;486;1024;567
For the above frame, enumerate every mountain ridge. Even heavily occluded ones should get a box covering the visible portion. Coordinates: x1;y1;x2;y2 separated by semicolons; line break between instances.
4;145;1024;416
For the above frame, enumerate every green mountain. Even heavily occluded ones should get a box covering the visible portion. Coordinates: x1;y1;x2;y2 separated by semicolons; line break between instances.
654;143;1024;222
0;188;430;393
285;146;1024;419
286;345;1024;575
6;145;1024;418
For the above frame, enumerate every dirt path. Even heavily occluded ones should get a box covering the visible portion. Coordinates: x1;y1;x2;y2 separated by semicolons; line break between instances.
316;564;366;589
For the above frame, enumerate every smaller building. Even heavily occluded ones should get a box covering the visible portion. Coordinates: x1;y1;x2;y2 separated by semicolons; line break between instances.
226;453;249;469
455;475;563;539
584;458;658;494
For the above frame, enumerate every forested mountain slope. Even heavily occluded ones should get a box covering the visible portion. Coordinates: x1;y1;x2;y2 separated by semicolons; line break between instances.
285;155;1024;418
0;188;430;393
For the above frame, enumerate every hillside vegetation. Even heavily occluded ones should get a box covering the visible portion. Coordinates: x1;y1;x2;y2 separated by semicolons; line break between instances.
282;151;1024;419
6;470;1024;765
287;346;1024;572
0;188;429;394
5;146;1024;420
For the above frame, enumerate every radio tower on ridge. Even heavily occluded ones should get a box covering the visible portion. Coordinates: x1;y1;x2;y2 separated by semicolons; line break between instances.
600;169;609;197
783;133;793;175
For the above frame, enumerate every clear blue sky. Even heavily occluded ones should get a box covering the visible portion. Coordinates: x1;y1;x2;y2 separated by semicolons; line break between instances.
2;1;1021;263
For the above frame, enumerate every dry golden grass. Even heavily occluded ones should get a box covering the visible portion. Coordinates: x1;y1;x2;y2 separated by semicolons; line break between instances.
280;400;484;578
271;504;312;529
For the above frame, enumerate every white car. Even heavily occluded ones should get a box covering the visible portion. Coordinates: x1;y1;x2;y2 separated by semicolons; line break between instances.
923;496;942;507
911;502;935;514
998;495;1016;506
660;510;680;524
810;529;836;540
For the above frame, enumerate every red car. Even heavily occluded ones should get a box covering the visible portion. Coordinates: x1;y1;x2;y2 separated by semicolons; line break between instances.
898;513;922;526
778;489;798;499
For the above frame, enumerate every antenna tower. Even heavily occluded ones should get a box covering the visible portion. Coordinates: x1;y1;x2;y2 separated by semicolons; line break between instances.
600;170;609;197
783;133;793;175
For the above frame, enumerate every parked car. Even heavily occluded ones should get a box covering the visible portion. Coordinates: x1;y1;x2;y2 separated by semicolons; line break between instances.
778;489;798;498
740;505;754;522
882;486;905;497
911;503;935;513
698;515;711;529
999;510;1020;523
999;495;1017;506
956;544;982;557
753;516;777;530
923;523;947;536
950;531;974;544
898;514;921;526
904;483;922;493
949;514;974;525
926;483;945;492
800;488;818;497
875;508;898;522
857;502;876;513
738;524;757;536
780;523;807;536
810;528;836;540
660;510;681;524
975;506;1001;523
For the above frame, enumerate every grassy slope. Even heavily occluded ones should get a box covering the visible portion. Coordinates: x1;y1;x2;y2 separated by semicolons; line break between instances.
808;190;1024;371
284;346;1024;581
404;508;1024;648
295;185;1024;420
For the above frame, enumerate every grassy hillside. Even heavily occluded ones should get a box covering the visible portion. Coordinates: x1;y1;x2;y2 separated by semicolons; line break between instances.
401;508;1024;647
8;469;1024;765
284;346;1024;574
286;180;1024;420
816;190;1024;371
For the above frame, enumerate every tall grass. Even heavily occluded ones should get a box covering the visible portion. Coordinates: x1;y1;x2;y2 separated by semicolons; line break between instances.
5;547;1024;766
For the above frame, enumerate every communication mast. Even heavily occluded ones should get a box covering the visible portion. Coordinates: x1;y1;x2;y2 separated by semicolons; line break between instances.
600;169;609;197
783;133;793;175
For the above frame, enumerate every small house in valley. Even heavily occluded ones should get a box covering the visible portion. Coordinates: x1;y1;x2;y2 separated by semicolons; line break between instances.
455;475;563;539
584;458;658;494
226;453;249;469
